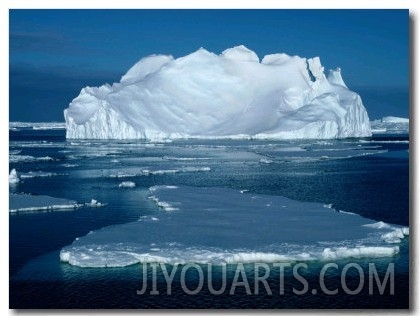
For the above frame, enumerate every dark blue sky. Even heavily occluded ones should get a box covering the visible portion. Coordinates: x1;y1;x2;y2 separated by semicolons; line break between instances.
9;9;409;122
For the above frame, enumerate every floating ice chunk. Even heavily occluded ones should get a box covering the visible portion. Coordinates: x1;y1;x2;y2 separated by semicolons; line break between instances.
20;171;64;179
138;216;159;222
61;186;408;267
9;169;19;184
9;155;54;163
61;163;78;168
87;199;104;207
118;181;136;188
381;116;409;123
150;169;178;175
381;230;406;244
321;246;400;260
109;172;137;178
109;167;210;178
364;221;409;243
364;221;391;229
259;158;273;164
148;195;179;211
179;167;211;173
164;185;178;189
59;251;70;262
9;193;79;213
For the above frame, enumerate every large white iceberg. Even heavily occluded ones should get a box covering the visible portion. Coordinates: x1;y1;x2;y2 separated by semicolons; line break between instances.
64;45;371;140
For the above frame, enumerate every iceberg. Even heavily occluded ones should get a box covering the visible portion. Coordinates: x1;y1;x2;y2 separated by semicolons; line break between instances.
64;45;371;140
371;116;409;134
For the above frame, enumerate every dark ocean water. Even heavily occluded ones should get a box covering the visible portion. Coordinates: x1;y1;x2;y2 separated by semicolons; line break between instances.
356;88;409;120
9;129;409;309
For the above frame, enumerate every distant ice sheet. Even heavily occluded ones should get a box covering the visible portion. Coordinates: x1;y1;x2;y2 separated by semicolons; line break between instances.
20;171;65;179
108;166;211;178
9;122;66;130
381;116;409;123
371;116;409;134
60;186;408;267
9;154;54;163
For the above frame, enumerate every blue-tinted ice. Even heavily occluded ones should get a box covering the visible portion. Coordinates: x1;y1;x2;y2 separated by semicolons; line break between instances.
60;185;408;267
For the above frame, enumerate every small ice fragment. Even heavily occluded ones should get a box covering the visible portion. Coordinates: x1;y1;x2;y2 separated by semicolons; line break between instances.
259;158;273;164
88;199;104;207
119;181;136;188
9;169;19;184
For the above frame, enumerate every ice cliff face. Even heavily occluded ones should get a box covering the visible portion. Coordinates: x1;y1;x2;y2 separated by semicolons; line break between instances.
64;45;371;140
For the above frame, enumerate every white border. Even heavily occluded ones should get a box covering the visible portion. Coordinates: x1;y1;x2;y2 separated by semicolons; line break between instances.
2;1;417;316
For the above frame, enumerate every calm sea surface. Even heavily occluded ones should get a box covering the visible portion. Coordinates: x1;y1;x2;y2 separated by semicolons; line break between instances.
9;129;409;308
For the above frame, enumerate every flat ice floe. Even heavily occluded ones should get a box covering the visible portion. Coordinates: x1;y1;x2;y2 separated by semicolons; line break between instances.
9;194;105;213
60;186;408;267
9;121;66;130
19;171;65;179
9;154;54;163
10;194;79;213
108;166;211;178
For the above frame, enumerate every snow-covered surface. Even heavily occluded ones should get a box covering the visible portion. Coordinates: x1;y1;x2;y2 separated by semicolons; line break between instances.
371;116;409;134
60;185;408;267
64;45;371;140
9;194;79;213
9;169;19;184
